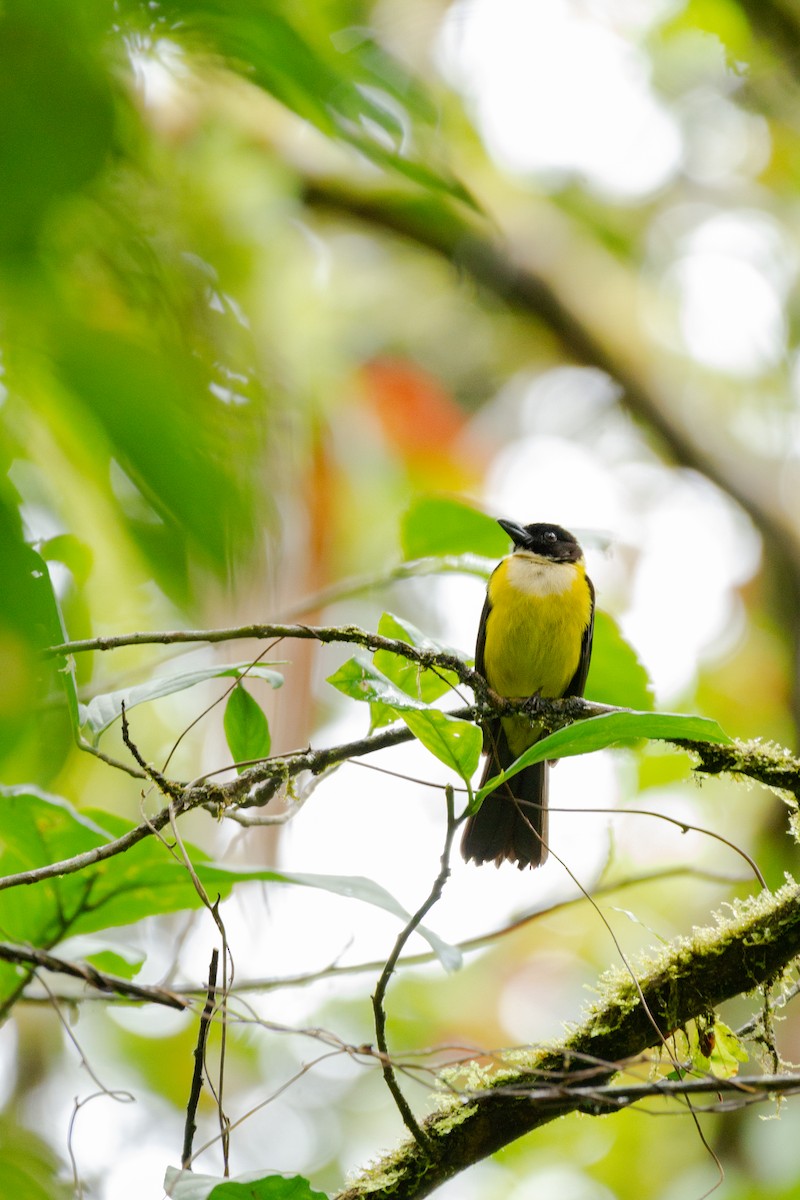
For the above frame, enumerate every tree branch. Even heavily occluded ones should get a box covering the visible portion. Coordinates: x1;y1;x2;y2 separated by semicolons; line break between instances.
44;622;482;693
471;1070;800;1115
336;881;800;1199
0;943;187;1010
5;651;800;894
182;949;219;1167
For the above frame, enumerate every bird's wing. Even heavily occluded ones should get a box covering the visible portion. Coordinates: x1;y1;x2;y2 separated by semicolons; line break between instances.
474;592;492;679
474;591;500;752
565;575;595;698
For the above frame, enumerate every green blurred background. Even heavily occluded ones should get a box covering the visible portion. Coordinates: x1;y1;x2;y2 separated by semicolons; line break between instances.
2;0;800;1196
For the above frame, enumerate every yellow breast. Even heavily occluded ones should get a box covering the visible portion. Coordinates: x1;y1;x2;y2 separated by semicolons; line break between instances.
483;553;591;701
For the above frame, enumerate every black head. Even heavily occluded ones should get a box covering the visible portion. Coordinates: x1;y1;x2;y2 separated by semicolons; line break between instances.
497;519;583;563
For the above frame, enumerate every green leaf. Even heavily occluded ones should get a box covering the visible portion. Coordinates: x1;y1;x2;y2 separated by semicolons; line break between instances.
0;494;72;655
709;1020;748;1080
0;788;118;1004
327;657;427;712
368;700;399;732
399;709;482;783
54;325;259;579
328;653;480;784
164;1166;328;1200
150;2;473;209
83;949;145;981
38;533;93;587
585;611;654;710
224;684;272;771
374;612;461;704
476;710;730;802
82;662;283;740
401;496;507;560
345;610;468;729
0;0;115;256
0;1119;72;1200
0;493;77;773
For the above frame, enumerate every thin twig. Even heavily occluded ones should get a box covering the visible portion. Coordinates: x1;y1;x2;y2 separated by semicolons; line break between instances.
0;942;187;1009
186;1047;369;1166
120;702;182;800
38;969;136;1101
164;806;233;1174
76;738;148;779
67;1089;135;1199
482;1070;800;1112
182;949;219;1168
511;796;767;890
736;973;800;1041
372;785;459;1158
44;622;480;689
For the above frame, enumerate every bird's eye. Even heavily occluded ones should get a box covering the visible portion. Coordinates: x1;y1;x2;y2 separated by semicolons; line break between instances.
544;530;557;543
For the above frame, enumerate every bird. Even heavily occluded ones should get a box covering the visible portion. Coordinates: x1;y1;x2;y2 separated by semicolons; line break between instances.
461;519;595;869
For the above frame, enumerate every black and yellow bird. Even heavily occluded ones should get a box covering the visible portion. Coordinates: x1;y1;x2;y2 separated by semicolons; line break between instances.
461;519;595;870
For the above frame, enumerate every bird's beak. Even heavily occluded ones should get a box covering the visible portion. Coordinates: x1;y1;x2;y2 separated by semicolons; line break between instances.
497;518;529;547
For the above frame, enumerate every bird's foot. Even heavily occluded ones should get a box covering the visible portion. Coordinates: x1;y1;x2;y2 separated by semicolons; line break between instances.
522;689;542;716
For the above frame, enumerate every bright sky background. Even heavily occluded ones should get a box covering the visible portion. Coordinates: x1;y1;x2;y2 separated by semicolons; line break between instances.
439;0;683;198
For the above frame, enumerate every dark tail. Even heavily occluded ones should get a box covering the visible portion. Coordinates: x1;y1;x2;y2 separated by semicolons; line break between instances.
461;730;549;869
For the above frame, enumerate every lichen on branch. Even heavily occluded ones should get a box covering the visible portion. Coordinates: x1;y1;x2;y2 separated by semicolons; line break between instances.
336;881;800;1200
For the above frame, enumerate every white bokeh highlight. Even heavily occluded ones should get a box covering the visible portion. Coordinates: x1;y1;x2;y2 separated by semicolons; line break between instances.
439;0;682;198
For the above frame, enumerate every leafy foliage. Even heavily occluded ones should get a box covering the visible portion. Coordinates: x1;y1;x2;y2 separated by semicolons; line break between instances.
401;495;507;560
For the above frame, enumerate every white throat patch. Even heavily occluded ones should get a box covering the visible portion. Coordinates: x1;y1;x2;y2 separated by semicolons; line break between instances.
505;551;580;597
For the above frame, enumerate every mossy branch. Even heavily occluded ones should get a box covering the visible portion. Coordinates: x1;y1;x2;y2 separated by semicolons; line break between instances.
17;623;800;894
683;737;800;802
41;619;800;801
336;881;800;1200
